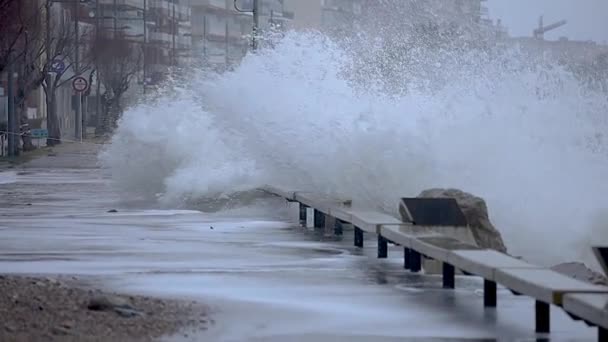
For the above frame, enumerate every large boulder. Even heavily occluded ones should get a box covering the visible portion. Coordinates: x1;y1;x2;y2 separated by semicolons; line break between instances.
418;188;508;253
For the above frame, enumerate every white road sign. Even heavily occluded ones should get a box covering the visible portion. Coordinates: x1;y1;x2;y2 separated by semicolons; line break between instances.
72;76;89;93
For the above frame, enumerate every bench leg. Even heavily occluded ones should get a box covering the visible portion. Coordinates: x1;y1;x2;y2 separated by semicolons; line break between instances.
314;209;325;229
354;227;364;248
600;327;608;342
409;249;422;272
484;279;497;307
535;301;550;333
442;263;455;289
299;203;307;226
377;235;388;258
403;248;411;270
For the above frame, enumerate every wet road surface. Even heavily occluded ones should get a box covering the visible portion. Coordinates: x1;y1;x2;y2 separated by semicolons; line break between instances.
0;144;596;341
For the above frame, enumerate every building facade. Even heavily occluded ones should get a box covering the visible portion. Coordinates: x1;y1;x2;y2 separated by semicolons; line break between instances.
94;0;192;86
284;0;363;34
190;0;291;70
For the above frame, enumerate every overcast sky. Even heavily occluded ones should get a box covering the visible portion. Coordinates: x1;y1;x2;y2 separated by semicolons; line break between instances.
485;0;608;43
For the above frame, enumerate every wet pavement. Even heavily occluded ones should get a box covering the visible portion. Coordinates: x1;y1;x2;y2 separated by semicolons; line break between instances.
0;143;596;341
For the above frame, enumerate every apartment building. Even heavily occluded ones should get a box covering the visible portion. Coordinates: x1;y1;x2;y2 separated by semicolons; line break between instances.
93;0;192;86
284;0;363;33
190;0;291;70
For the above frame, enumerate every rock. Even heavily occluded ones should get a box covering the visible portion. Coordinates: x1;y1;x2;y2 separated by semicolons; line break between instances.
61;321;74;330
51;326;70;336
107;209;118;213
417;188;507;252
114;307;144;318
551;262;608;285
88;295;132;311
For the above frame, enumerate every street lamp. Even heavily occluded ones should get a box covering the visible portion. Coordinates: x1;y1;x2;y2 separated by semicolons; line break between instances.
234;0;260;51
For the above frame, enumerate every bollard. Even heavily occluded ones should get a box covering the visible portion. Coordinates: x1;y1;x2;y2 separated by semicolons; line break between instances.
484;279;497;307
442;263;455;289
354;227;364;248
299;203;307;226
409;249;422;272
377;235;388;258
314;209;325;228
403;248;411;270
535;300;550;333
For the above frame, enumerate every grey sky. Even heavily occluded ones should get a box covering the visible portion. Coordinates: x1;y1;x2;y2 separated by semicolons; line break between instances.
485;0;608;43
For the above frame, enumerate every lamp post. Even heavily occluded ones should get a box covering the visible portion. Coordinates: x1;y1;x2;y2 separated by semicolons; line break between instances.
234;0;260;51
7;64;16;156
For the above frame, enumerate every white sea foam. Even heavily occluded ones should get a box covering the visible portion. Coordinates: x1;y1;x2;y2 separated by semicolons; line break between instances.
101;30;608;266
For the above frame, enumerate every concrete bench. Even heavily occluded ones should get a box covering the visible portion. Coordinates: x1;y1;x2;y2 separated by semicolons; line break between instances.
495;268;608;333
344;210;407;256
563;293;608;341
380;225;442;273
350;210;403;234
409;236;480;289
412;236;480;262
448;250;544;307
329;207;355;223
380;225;439;247
261;185;300;201
294;192;351;229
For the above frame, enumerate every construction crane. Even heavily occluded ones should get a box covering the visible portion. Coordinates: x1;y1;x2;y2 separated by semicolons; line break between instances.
533;16;567;40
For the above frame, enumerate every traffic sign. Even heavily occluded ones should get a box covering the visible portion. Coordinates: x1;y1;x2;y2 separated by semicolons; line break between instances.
72;76;89;93
50;59;66;73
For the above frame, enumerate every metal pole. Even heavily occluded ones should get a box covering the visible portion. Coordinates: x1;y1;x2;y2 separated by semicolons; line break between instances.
252;0;259;50
7;63;16;157
95;0;100;121
74;0;82;141
45;0;53;145
172;1;176;66
142;0;146;94
113;0;117;37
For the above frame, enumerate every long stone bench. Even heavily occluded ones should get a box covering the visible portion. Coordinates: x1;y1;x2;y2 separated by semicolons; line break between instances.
448;250;544;307
495;268;608;333
409;236;480;289
261;185;608;339
261;185;300;202
563;293;608;341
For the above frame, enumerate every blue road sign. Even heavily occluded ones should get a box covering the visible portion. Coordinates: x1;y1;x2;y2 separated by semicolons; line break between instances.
50;60;66;73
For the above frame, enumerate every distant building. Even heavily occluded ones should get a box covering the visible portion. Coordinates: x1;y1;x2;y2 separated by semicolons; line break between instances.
189;0;291;70
510;37;608;64
95;0;192;86
284;0;363;34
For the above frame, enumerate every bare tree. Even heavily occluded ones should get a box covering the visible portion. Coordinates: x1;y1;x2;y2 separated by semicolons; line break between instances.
1;0;94;147
94;32;142;133
40;0;94;145
0;0;23;73
0;1;46;151
15;2;47;151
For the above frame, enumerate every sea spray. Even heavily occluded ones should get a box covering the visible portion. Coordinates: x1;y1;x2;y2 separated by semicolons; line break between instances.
101;30;608;267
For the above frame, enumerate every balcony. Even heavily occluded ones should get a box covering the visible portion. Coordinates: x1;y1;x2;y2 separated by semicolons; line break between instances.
148;0;191;17
149;31;172;43
98;0;145;10
192;0;227;9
